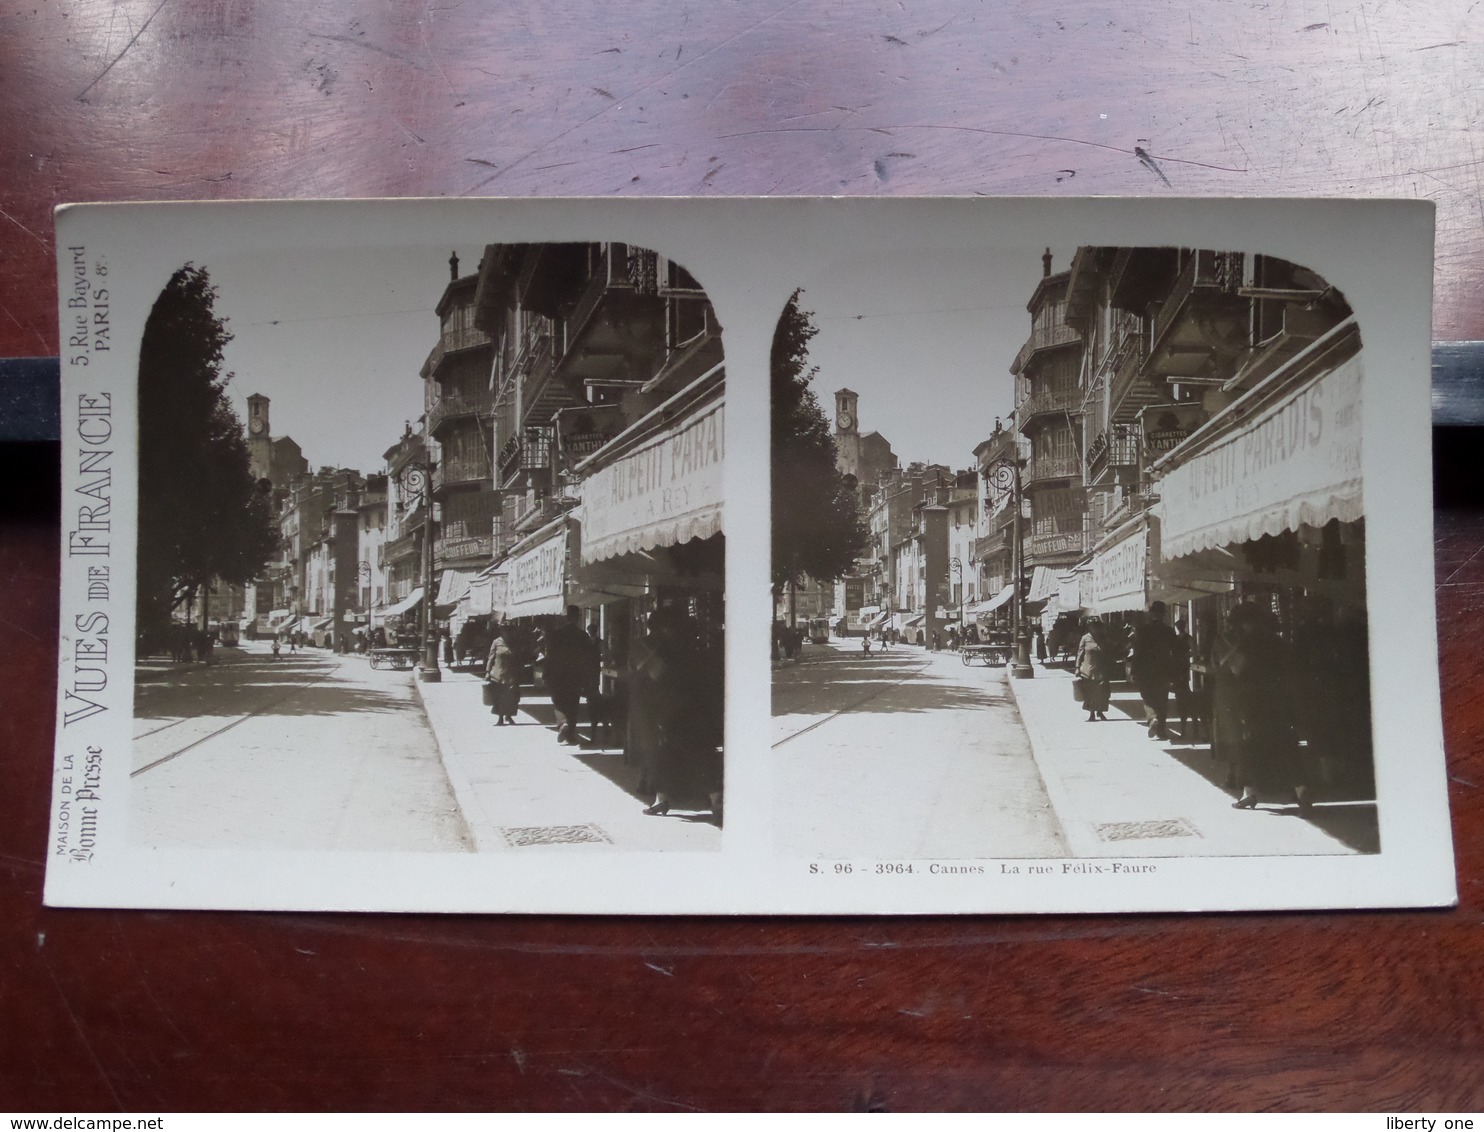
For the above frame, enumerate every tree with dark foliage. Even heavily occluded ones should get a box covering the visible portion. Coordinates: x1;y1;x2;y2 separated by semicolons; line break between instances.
137;265;277;641
770;289;866;610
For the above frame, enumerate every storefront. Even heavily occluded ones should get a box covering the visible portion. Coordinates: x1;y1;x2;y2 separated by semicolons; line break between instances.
1149;319;1371;796
570;366;725;788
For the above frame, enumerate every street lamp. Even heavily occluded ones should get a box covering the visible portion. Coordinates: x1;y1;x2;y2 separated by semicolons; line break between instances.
949;557;963;634
402;462;441;683
991;456;1034;679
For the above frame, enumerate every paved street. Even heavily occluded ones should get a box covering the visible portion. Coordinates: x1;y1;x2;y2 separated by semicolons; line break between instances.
771;641;1070;859
416;671;722;853
772;639;1374;862
130;641;472;852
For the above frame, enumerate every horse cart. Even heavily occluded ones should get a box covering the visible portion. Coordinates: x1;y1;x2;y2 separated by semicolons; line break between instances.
369;647;419;671
960;642;1013;667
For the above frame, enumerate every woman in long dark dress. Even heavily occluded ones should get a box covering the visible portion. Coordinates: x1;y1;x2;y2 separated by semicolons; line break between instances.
1075;616;1110;721
1221;604;1310;811
630;608;722;817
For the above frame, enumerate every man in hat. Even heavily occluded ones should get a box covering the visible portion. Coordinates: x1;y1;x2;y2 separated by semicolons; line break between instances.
1128;600;1180;740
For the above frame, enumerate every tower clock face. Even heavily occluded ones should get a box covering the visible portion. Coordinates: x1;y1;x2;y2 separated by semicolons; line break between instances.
249;417;265;435
836;411;854;430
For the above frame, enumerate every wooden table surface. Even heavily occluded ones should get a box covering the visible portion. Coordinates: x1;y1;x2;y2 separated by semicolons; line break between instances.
3;1;1481;1111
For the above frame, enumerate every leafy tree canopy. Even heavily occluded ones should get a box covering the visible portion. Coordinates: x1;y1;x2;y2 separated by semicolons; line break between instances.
137;264;278;635
771;289;866;590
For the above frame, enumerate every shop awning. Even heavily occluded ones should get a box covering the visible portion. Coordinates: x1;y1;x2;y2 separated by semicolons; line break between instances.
466;565;509;618
312;616;334;631
867;609;891;627
1025;566;1059;604
1054;570;1083;613
505;518;568;619
904;613;925;627
1087;519;1148;615
577;366;724;565
383;588;424;618
435;568;476;608
1154;322;1363;560
966;584;1015;616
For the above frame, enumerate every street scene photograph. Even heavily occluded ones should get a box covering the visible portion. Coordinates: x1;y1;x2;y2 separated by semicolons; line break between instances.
131;239;725;855
770;242;1378;862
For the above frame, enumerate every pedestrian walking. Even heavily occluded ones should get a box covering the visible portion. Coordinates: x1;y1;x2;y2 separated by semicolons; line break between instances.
1074;615;1110;722
543;606;592;745
1128;601;1179;740
271;637;281;660
484;626;521;725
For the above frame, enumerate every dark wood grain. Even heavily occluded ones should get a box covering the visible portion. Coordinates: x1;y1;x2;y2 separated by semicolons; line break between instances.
2;2;1482;1112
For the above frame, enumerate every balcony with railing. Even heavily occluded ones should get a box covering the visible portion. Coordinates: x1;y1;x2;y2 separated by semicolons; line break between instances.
972;530;1009;562
432;451;491;492
1011;321;1080;375
1085;423;1141;485
1024;454;1083;486
1150;250;1245;358
1016;384;1083;425
497;427;553;486
558;245;622;357
427;387;494;437
1107;328;1156;421
384;527;421;563
425;322;491;376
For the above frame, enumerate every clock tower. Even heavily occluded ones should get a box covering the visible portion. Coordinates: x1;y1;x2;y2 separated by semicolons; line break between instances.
834;388;859;436
833;388;861;480
246;393;271;482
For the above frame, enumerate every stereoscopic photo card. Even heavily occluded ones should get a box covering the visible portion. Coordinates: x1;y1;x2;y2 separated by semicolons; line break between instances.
45;196;1454;914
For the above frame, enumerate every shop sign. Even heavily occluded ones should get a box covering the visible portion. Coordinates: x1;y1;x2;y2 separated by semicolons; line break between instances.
1091;528;1147;612
582;401;724;563
557;405;624;471
844;577;865;611
508;526;567;616
1159;353;1363;560
1141;404;1205;455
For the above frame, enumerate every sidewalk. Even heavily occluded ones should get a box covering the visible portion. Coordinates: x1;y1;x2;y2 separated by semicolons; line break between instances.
415;670;722;853
1004;661;1379;857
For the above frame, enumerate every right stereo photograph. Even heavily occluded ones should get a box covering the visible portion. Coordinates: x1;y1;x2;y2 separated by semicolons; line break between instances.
769;245;1374;863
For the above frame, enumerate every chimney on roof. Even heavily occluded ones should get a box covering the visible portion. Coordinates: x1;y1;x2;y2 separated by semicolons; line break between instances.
1042;247;1053;277
449;251;460;281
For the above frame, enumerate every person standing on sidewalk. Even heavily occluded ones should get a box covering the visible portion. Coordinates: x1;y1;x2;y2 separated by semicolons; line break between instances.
1128;601;1179;740
1221;603;1311;812
1075;615;1110;722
